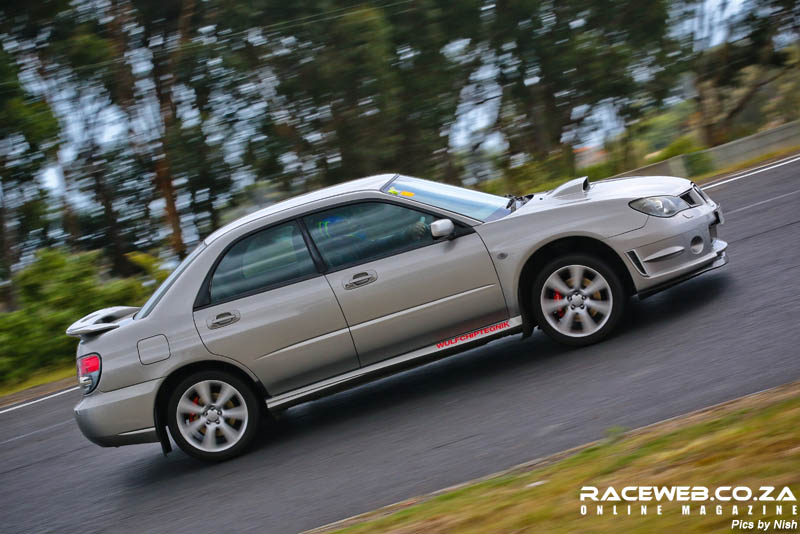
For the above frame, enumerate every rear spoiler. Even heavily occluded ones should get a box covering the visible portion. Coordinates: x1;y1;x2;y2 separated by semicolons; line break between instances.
66;306;140;338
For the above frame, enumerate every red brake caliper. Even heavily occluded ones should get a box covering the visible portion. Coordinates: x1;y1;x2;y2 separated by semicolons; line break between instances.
553;291;565;318
188;395;201;422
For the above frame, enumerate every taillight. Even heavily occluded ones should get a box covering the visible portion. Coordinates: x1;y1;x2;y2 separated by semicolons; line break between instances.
77;353;101;394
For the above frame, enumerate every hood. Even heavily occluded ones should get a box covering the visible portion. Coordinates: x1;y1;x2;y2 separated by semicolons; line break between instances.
586;175;693;199
66;306;140;339
517;175;693;214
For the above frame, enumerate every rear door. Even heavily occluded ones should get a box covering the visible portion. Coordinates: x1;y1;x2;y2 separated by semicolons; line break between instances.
193;220;360;394
302;200;508;366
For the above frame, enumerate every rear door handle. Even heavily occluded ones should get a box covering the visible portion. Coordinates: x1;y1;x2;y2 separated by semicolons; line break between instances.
207;310;240;329
343;270;378;290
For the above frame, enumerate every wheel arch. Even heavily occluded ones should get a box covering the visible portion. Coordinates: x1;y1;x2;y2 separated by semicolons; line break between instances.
153;359;269;455
516;235;635;338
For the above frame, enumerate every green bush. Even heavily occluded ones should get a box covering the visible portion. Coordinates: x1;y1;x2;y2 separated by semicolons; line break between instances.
577;161;617;182
479;154;574;196
0;249;160;385
684;151;714;177
648;135;705;163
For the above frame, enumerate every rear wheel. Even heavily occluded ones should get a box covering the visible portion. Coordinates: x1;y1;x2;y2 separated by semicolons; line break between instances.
167;370;262;461
532;254;627;346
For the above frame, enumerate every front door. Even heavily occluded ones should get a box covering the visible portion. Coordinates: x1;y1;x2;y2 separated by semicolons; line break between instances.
193;220;360;394
303;201;508;366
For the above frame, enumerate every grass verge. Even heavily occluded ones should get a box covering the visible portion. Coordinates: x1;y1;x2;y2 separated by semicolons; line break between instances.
692;146;800;183
313;381;800;533
0;363;76;398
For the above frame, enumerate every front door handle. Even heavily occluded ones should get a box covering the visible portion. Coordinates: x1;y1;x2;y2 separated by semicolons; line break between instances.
343;270;378;290
207;310;240;329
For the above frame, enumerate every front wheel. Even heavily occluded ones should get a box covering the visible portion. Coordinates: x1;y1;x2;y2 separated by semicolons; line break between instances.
532;254;627;347
167;370;262;461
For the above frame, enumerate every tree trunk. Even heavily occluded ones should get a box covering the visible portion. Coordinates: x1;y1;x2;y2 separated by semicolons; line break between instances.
147;0;196;259
562;142;576;178
91;156;134;275
109;0;135;111
694;80;718;147
0;181;17;310
153;154;185;258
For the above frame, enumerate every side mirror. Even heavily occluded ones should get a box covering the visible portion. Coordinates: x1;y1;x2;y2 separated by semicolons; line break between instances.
430;218;455;239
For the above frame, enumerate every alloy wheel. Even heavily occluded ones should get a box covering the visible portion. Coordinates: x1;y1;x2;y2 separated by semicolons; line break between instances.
175;379;249;453
539;264;613;338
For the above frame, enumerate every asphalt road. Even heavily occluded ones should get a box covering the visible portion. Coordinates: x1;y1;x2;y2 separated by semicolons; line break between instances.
2;156;800;534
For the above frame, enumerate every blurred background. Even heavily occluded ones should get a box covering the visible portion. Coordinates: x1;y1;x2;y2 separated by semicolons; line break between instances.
0;0;798;387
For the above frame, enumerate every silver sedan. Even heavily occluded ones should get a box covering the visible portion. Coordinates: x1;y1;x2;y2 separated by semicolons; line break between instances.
67;173;727;460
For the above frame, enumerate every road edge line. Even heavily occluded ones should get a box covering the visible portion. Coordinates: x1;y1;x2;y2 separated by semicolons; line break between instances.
0;386;80;416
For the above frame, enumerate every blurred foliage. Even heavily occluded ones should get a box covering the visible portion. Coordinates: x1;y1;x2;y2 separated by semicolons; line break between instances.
637;101;696;154
684;151;714;177
0;249;160;385
0;1;798;385
648;135;705;163
0;0;796;280
576;161;619;182
684;0;800;146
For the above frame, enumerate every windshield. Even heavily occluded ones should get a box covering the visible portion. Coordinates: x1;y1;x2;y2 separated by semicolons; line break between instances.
383;176;512;222
135;244;206;319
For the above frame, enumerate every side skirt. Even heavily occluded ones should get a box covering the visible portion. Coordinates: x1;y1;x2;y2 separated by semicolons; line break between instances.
266;316;522;411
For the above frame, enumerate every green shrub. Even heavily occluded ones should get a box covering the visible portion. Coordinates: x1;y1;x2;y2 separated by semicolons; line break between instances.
0;249;161;385
577;161;617;182
684;151;714;177
649;135;704;163
478;154;574;196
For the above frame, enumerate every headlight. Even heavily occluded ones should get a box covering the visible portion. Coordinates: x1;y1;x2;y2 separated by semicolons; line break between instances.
629;196;690;218
77;353;101;394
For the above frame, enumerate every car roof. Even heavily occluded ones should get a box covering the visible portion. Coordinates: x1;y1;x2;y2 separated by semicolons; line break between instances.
204;173;397;244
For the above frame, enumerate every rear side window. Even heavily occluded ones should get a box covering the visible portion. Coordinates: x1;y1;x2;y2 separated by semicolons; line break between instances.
208;222;317;305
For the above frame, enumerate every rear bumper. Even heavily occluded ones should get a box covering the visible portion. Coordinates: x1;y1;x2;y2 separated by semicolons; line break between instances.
74;378;162;447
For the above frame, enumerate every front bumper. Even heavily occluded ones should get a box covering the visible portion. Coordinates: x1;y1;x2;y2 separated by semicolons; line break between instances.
610;202;729;296
74;378;162;447
637;241;728;299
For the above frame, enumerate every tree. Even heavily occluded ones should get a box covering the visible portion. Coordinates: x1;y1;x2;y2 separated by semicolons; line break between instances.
481;0;679;176
685;0;798;145
0;50;59;307
253;1;483;187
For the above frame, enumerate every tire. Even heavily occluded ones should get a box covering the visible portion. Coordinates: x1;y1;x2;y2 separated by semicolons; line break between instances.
531;253;627;347
167;369;262;461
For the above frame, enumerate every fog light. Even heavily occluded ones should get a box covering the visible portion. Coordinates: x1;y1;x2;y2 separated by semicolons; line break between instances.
690;236;704;254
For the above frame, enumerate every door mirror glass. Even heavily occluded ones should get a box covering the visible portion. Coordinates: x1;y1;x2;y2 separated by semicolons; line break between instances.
430;218;455;238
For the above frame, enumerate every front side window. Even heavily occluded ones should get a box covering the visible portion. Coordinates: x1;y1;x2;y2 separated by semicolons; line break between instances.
384;176;511;222
304;202;436;269
208;222;317;305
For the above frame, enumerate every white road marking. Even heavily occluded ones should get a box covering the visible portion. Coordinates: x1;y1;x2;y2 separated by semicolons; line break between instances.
725;189;800;216
703;154;800;190
0;420;73;446
704;153;800;183
0;386;80;416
